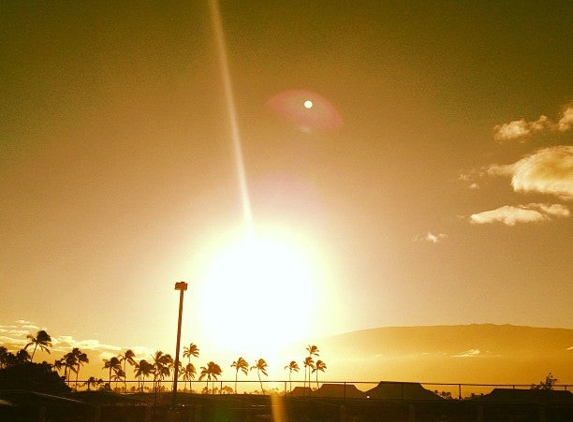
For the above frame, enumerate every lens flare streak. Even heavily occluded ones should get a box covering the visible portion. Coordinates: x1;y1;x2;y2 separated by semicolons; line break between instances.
209;0;253;235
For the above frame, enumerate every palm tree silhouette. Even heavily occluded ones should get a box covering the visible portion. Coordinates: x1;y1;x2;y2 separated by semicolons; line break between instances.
199;361;222;394
284;360;299;393
111;368;126;390
151;351;173;392
305;345;319;391
251;358;268;395
70;348;89;390
183;343;200;364
118;349;136;392
84;376;103;391
182;343;200;391
312;359;327;388
134;359;154;392
231;357;249;393
61;352;78;385
303;356;315;392
182;363;196;392
102;356;122;386
53;358;64;377
24;330;52;361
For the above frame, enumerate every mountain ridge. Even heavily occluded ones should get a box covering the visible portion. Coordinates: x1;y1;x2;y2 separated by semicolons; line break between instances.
284;324;573;385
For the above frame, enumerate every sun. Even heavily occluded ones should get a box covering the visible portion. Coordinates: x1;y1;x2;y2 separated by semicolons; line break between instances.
197;232;315;356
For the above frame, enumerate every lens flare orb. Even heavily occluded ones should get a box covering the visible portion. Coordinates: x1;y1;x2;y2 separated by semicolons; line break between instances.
267;89;343;131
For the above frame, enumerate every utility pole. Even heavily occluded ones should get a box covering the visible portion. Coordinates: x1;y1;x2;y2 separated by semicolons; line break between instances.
172;281;188;408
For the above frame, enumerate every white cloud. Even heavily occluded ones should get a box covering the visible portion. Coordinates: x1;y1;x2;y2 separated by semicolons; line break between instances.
451;349;481;358
486;163;515;177
493;105;573;142
510;146;573;201
557;106;573;132
493;115;551;142
451;349;499;358
0;336;27;349
470;203;570;226
425;232;447;244
21;324;41;331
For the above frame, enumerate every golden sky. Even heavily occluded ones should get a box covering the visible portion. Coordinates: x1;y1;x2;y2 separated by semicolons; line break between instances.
1;1;572;381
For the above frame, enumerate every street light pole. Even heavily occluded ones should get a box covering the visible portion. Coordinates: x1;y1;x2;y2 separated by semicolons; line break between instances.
172;281;188;408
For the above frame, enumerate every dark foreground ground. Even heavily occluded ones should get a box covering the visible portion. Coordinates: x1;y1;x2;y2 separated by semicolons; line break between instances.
1;391;573;422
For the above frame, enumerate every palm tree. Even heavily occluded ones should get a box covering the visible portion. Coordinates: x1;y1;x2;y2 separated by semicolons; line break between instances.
284;360;299;392
61;352;78;385
151;351;173;392
305;345;319;390
111;368;126;390
231;357;249;393
84;376;104;391
68;348;89;390
102;356;122;386
303;356;315;391
312;359;327;388
24;330;52;361
183;343;200;364
182;363;196;392
199;361;222;394
118;349;136;392
134;359;155;392
251;358;268;394
306;345;320;357
53;358;64;376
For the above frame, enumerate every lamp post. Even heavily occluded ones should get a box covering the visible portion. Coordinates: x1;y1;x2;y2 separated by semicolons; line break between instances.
172;281;188;408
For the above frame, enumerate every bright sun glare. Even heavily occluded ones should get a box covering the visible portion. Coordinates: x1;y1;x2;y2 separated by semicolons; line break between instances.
199;233;315;356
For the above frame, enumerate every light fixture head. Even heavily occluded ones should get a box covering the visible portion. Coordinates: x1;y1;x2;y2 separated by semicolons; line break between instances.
174;281;188;291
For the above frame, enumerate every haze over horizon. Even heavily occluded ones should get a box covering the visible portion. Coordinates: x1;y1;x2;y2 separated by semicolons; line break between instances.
1;1;572;383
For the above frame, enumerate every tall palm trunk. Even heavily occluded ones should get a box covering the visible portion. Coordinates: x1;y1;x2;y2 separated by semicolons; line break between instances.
258;373;264;394
30;344;38;361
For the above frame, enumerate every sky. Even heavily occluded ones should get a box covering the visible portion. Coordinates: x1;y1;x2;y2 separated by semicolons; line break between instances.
1;1;572;381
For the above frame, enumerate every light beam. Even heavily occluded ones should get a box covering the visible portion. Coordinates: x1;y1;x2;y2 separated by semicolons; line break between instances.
209;0;253;236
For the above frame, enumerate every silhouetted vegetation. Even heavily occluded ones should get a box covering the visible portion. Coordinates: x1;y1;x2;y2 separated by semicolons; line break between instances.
532;372;558;390
0;362;69;394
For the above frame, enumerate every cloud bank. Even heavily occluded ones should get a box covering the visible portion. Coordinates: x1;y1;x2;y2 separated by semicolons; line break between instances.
485;146;573;201
510;146;573;201
0;321;153;362
467;145;572;225
470;203;570;226
493;105;573;142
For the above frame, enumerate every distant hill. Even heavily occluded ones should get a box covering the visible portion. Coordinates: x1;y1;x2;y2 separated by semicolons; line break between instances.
282;324;573;385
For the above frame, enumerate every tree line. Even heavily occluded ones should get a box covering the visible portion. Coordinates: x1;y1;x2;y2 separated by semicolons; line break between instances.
0;330;328;394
